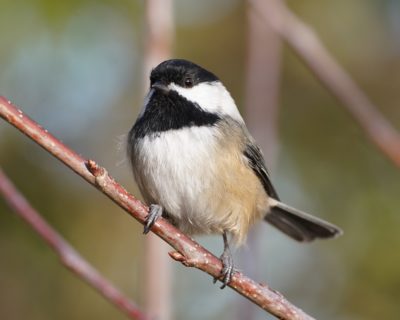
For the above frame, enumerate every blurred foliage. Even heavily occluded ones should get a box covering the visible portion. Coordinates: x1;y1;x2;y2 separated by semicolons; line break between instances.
1;0;400;319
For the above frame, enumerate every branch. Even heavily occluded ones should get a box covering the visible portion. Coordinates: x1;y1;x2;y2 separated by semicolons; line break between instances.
0;97;315;320
250;0;400;167
0;168;147;320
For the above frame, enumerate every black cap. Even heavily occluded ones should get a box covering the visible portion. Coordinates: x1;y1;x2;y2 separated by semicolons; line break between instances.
150;59;219;88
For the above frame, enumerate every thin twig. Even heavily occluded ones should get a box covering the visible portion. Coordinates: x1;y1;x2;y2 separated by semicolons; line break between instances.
250;0;400;167
0;97;315;320
0;168;147;320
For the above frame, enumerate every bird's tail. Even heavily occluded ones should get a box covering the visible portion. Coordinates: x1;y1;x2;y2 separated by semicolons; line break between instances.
264;199;343;242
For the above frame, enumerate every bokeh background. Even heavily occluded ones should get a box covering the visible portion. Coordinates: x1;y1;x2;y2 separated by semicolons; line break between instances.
1;0;400;319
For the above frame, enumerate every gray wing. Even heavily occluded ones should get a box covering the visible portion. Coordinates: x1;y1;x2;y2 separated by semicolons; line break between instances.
243;143;280;200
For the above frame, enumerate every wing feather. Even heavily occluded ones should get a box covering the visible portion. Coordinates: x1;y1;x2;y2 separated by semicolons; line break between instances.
243;143;280;200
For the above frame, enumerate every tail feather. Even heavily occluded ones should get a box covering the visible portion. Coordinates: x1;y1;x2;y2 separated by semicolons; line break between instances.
265;200;343;242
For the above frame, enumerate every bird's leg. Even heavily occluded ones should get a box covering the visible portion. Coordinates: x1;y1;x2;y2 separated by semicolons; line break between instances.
143;204;163;234
213;231;234;289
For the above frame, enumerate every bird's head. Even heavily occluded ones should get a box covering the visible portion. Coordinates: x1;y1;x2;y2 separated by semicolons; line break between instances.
146;59;243;122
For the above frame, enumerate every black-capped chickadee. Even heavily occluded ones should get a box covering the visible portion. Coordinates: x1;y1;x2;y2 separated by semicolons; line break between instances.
127;59;342;288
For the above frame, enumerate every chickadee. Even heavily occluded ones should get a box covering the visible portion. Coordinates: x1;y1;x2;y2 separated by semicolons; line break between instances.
127;59;342;288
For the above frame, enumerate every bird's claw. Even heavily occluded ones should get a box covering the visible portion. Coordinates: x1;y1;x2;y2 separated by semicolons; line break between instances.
143;204;163;234
213;249;234;289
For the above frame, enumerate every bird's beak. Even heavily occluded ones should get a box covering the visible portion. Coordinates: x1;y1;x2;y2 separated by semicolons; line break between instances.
151;82;170;94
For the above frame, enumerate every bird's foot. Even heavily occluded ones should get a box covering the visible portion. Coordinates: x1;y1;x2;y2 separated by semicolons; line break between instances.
143;204;163;234
213;232;234;289
213;250;234;289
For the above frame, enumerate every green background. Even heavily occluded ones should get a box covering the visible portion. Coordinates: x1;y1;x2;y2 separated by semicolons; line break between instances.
1;0;400;319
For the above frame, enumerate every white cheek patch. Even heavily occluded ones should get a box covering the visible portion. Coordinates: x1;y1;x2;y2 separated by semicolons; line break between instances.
168;81;244;123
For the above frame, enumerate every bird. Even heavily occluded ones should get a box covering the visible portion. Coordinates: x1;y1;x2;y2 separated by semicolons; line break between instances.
127;59;342;288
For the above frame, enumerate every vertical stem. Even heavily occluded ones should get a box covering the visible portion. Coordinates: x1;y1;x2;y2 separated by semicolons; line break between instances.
244;0;282;168
142;1;174;319
143;0;174;78
237;1;282;319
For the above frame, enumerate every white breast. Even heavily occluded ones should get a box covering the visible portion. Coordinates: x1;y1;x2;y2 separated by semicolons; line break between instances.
133;126;220;232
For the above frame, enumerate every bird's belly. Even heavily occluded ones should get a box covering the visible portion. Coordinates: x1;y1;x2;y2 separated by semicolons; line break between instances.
133;127;269;244
134;128;220;231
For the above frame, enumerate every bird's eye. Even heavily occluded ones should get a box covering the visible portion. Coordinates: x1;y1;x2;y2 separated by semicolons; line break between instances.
184;77;194;88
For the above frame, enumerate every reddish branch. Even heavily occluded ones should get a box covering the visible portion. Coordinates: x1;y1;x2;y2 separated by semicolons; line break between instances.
0;168;147;320
250;0;400;167
0;97;315;320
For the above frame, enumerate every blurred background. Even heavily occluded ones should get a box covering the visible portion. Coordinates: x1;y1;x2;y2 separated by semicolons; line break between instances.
1;0;400;319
